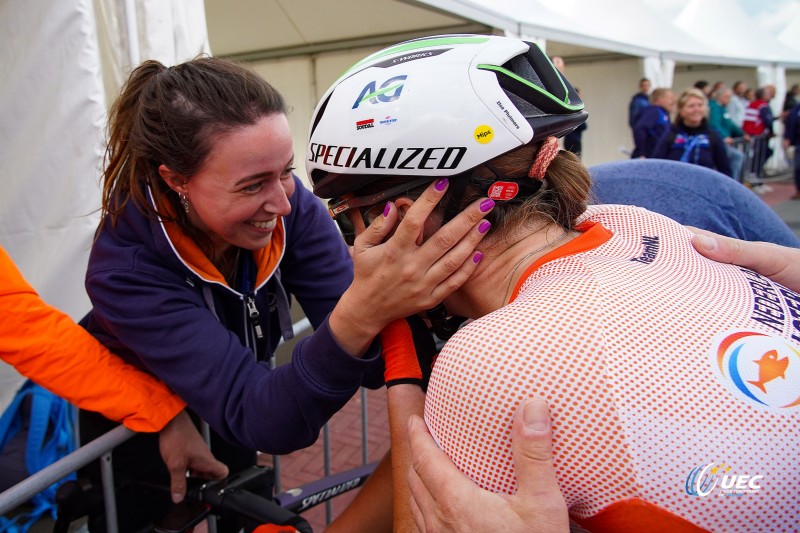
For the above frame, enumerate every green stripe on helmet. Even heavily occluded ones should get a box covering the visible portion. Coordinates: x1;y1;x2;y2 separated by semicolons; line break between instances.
342;36;491;77
476;64;585;111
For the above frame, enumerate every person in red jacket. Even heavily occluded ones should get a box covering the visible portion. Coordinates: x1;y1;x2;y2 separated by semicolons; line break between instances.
0;245;227;503
742;86;775;192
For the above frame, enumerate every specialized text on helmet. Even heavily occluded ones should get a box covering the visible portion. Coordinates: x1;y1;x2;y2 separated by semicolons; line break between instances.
309;144;467;171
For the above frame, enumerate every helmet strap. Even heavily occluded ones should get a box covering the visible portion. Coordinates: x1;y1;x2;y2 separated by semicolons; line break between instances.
425;303;467;341
441;171;472;224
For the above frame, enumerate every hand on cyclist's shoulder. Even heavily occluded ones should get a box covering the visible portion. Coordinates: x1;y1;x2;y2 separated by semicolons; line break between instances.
407;397;568;533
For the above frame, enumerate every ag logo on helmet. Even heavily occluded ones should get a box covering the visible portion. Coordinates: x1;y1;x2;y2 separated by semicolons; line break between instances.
352;75;408;109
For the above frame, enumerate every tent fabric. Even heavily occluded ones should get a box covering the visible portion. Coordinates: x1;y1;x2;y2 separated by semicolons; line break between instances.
673;0;799;66
0;0;210;413
0;0;107;410
95;0;211;97
777;11;800;54
643;56;675;90
416;0;706;58
414;0;800;67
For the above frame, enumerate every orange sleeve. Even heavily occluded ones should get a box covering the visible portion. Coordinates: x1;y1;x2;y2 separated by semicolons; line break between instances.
0;246;185;432
379;318;423;385
575;498;710;533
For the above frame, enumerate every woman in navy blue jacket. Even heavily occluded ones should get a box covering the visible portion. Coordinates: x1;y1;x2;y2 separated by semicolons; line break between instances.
652;88;731;177
79;57;492;531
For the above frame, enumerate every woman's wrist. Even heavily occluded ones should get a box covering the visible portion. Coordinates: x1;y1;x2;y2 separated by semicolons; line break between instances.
328;289;386;357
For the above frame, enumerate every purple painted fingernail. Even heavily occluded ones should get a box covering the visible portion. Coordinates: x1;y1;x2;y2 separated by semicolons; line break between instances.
478;221;491;234
480;199;495;212
473;251;483;263
383;202;391;217
434;178;449;191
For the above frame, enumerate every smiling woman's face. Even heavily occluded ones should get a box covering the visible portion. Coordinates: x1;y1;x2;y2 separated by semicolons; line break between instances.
679;96;706;128
181;113;295;256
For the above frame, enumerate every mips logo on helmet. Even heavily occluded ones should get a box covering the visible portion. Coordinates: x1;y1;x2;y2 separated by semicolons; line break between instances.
352;75;407;109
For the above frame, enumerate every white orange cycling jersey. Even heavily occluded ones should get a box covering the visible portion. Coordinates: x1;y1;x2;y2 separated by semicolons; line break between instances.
425;204;800;532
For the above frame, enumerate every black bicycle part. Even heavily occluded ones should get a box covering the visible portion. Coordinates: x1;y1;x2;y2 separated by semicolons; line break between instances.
153;466;311;533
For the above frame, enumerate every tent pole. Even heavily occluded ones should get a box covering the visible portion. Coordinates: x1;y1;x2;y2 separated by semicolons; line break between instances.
124;0;140;67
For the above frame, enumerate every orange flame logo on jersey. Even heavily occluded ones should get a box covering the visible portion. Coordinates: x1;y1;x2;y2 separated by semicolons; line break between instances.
747;349;789;393
710;331;800;410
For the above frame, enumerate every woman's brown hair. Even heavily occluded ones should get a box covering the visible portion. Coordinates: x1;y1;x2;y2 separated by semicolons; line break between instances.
348;139;592;247
100;56;288;250
463;141;592;240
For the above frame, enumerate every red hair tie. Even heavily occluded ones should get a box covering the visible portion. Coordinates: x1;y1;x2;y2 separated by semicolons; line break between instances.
528;136;560;180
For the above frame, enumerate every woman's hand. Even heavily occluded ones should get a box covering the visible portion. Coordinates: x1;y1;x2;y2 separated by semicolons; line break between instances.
158;410;229;503
330;178;493;355
407;397;569;533
690;228;800;292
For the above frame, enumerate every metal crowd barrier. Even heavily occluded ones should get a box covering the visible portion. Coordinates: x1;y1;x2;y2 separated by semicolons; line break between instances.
732;132;796;185
0;318;373;531
744;133;770;182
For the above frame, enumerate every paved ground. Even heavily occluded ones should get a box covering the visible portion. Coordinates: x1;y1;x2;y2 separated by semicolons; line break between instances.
258;387;390;531
762;178;800;238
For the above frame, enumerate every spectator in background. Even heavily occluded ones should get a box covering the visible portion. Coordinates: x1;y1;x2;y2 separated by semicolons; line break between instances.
709;87;747;180
628;78;651;130
743;87;756;102
727;81;748;127
783;99;800;200
783;83;800;117
652;88;731;177
631;88;674;159
564;87;587;158
742;86;775;193
711;81;726;96
693;79;711;97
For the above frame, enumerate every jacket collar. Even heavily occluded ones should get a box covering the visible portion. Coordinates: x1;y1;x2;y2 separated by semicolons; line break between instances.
148;186;285;291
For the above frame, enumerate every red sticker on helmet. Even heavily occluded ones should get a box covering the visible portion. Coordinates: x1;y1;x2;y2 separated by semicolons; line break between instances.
487;181;519;201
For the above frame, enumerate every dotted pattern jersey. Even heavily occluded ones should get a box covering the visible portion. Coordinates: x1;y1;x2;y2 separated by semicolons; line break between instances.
424;205;800;532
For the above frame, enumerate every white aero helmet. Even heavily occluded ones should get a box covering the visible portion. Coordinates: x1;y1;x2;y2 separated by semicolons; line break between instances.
307;34;587;201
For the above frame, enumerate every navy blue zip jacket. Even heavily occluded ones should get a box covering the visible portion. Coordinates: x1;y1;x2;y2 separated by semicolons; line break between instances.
81;176;382;453
631;105;670;159
651;120;732;177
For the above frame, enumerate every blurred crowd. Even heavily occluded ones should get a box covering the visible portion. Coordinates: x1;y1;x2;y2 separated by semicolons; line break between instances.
628;77;800;200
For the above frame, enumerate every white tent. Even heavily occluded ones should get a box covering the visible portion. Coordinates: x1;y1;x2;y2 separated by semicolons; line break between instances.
778;11;800;54
0;0;209;410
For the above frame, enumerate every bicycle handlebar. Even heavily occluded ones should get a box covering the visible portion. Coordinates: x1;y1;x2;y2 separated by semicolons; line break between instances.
57;462;374;532
155;465;312;533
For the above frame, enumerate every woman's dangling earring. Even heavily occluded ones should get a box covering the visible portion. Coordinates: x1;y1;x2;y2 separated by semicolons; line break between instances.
179;193;190;214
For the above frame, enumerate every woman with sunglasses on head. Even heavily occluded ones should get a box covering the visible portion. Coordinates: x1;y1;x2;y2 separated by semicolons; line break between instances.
308;34;800;532
78;56;492;531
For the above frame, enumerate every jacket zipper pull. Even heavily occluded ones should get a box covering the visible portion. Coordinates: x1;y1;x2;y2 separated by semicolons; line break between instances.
246;296;264;339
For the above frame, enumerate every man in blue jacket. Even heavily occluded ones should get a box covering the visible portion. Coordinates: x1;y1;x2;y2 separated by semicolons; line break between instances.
784;101;800;200
628;78;651;130
631;88;674;159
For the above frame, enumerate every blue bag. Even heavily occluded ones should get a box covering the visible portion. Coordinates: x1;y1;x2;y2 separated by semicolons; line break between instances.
0;380;76;532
